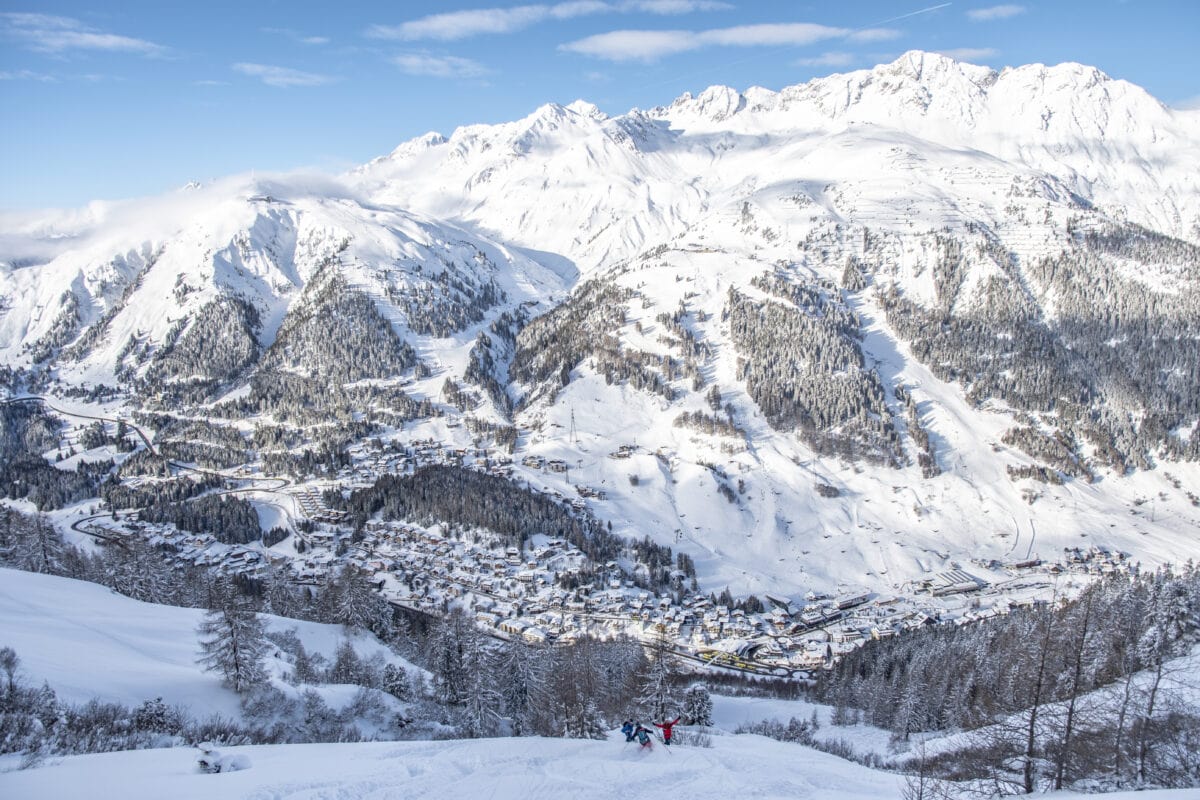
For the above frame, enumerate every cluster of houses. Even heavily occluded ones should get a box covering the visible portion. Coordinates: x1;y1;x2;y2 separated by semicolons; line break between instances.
338;438;515;488
293;487;347;524
111;491;1132;676
131;523;277;577
1054;545;1132;575
284;516;996;674
333;437;624;500
103;420;1142;678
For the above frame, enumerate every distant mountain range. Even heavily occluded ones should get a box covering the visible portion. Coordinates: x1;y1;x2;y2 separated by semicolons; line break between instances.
3;50;1199;598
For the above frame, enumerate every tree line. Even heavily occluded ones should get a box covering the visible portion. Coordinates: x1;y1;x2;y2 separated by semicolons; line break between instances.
813;567;1200;792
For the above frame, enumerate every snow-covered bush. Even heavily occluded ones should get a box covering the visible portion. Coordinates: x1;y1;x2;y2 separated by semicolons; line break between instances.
196;742;252;773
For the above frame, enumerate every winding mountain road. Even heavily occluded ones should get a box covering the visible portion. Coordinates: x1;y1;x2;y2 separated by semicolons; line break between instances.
3;394;294;544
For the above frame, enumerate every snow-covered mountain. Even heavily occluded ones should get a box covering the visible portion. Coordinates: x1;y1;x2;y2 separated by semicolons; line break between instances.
3;51;1199;600
354;50;1200;267
0;175;568;402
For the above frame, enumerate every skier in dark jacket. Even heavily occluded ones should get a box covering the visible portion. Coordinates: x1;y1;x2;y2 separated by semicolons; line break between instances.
654;716;681;745
621;720;635;742
634;725;653;749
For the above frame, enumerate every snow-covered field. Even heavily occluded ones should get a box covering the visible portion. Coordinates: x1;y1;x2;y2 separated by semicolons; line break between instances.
5;731;1200;800
0;568;419;721
4;734;898;800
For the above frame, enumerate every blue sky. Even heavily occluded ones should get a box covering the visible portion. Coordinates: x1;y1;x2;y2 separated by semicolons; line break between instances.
2;1;1198;211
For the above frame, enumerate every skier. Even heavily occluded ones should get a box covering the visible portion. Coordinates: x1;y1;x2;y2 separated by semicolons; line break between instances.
654;716;681;745
634;724;654;749
621;720;635;742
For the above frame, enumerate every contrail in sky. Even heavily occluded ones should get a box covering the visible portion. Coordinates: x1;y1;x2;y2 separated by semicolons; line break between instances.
867;3;953;29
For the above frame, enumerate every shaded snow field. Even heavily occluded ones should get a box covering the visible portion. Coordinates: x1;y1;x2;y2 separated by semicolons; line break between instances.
0;568;422;722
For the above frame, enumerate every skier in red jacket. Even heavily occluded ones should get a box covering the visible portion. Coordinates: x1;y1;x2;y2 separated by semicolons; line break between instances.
654;716;681;745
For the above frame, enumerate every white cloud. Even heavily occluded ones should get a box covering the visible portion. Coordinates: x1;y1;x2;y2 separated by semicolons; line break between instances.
627;1;732;12
1172;95;1200;111
935;47;998;61
849;27;902;43
367;1;730;41
967;4;1026;22
392;53;488;78
702;23;849;47
232;63;335;88
1;12;167;56
561;29;696;60
369;7;546;41
794;51;858;68
262;27;330;46
0;68;57;81
560;22;899;62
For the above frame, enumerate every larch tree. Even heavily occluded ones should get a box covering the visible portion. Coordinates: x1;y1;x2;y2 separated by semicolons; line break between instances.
197;585;268;693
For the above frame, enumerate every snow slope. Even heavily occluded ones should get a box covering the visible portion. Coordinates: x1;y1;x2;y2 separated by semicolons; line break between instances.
0;733;893;800
0;568;418;721
5;732;1200;800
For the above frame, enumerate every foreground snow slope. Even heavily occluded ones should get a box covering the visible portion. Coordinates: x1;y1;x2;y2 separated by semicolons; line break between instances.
0;568;415;720
4;734;1197;800
4;733;902;800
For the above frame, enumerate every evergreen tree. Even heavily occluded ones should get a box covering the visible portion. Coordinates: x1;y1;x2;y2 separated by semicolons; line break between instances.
133;697;172;732
425;610;473;706
558;698;607;740
102;538;174;604
291;642;318;685
496;639;545;736
328;640;365;685
381;663;412;702
682;683;713;726
325;565;393;640
261;563;302;618
1134;573;1199;783
459;644;501;739
0;646;20;699
3;513;64;574
637;628;680;724
535;637;612;740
